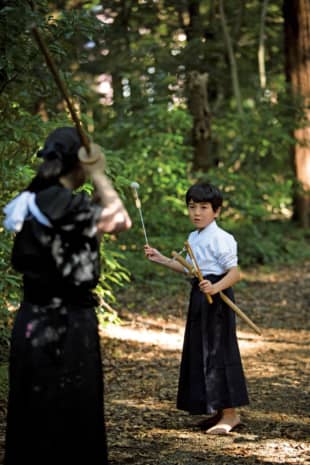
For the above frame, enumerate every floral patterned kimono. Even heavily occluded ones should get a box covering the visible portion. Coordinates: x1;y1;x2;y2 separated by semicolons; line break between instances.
4;184;109;465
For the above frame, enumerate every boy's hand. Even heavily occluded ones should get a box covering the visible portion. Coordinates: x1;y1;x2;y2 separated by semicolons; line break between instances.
144;244;187;273
144;244;164;263
199;279;219;296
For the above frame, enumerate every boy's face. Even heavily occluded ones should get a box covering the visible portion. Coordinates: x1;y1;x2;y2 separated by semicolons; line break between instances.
187;200;220;230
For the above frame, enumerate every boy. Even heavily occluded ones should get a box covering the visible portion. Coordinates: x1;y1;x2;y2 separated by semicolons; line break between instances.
144;182;249;434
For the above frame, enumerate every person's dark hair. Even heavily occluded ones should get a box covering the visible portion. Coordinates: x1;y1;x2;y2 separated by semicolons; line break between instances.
27;127;82;193
185;182;223;211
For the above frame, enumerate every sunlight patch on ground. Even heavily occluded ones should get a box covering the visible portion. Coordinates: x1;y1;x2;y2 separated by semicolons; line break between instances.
246;438;309;463
241;267;305;284
246;409;310;426
139;428;309;464
236;330;267;352
102;324;184;350
110;398;173;411
102;323;267;354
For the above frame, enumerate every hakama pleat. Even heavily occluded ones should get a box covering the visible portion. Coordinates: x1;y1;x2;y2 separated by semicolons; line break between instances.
4;302;108;465
177;276;249;414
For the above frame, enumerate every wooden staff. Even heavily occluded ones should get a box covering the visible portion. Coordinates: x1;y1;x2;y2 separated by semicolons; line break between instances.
184;241;261;335
171;251;196;276
27;0;95;159
184;241;213;304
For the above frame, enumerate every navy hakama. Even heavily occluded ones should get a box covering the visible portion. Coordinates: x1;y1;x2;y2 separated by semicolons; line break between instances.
4;185;109;465
177;275;249;414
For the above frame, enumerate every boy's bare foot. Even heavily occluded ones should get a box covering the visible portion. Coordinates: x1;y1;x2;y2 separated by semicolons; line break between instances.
195;410;223;429
206;408;240;434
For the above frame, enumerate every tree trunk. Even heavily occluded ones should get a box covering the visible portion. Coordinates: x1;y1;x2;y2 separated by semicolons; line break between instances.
186;71;212;171
283;0;310;227
111;71;123;108
180;0;213;171
218;0;243;115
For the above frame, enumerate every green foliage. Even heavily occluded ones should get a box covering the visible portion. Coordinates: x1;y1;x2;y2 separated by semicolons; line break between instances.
0;0;309;361
0;363;8;399
87;104;193;287
97;244;131;304
0;0;126;348
0;230;20;362
98;104;192;238
233;220;310;267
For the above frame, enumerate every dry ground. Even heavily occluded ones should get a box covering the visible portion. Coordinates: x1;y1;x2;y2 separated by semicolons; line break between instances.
103;262;310;465
0;262;309;464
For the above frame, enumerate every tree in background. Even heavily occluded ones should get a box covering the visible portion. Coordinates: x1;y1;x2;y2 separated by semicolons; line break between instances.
81;1;308;266
283;0;310;227
0;0;129;352
1;0;309;353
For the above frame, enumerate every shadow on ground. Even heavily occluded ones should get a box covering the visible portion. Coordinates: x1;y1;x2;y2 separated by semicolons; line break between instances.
0;262;309;464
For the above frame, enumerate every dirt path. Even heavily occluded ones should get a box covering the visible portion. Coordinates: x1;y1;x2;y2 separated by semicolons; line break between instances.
0;263;309;464
102;262;310;464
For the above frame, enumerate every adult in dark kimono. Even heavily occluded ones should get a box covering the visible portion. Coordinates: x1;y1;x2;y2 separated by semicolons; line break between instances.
144;182;249;434
3;127;132;465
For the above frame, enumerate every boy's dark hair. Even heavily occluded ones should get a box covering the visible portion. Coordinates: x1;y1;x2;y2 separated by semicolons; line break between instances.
185;182;223;211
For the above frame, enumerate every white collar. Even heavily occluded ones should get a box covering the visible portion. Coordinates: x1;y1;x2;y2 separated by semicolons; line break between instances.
3;191;52;232
195;219;218;236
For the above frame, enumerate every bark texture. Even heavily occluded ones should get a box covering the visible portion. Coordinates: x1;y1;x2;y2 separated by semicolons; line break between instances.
284;0;310;227
187;71;212;171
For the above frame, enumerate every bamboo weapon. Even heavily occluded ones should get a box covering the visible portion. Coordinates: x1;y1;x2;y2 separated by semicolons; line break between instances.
184;241;213;304
31;26;90;153
27;0;95;160
184;241;262;335
171;251;196;276
27;3;131;233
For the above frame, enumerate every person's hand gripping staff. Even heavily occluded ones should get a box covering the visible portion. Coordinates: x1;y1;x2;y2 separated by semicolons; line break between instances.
132;182;186;273
144;244;189;274
79;143;132;234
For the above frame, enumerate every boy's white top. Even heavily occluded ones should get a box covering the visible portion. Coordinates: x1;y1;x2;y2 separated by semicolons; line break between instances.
186;220;238;275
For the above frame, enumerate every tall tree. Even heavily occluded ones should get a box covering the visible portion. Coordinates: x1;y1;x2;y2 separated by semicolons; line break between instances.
218;0;243;115
181;1;211;170
283;0;310;227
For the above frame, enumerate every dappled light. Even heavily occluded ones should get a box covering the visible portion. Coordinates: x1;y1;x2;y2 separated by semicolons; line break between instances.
103;323;184;351
99;262;309;464
1;1;310;464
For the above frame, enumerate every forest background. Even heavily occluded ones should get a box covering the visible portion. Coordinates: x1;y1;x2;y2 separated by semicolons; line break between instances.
0;0;309;369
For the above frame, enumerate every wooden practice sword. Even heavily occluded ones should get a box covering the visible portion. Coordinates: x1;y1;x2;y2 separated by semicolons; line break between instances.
183;241;261;335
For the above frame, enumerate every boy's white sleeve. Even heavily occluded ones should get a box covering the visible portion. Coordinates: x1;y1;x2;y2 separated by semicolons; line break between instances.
217;234;238;271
